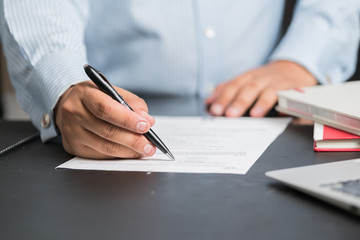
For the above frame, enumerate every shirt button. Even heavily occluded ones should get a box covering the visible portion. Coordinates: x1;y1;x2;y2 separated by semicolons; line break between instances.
204;27;215;39
41;114;51;128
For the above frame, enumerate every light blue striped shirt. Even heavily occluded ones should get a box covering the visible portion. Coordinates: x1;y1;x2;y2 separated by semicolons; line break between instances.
1;0;359;141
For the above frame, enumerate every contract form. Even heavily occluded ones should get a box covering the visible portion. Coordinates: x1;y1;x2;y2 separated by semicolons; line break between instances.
57;117;291;174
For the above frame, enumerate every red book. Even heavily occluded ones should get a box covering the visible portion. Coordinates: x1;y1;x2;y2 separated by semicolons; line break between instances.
313;123;360;152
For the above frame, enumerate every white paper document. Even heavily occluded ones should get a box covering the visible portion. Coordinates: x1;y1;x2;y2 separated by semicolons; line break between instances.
56;117;291;174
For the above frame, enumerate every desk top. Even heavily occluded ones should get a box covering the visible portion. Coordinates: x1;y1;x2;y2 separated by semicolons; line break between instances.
1;96;360;240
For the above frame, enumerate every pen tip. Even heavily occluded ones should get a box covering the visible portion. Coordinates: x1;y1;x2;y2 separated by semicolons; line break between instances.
166;152;175;161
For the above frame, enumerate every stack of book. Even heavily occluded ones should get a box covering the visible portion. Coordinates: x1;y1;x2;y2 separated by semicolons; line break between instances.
276;81;360;151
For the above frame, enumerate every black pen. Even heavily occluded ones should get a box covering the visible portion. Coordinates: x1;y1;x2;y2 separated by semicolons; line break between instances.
83;64;175;161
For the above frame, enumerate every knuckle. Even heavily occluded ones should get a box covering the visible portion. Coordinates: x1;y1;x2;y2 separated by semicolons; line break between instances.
243;71;255;79
97;100;111;118
225;81;238;91
130;97;149;113
103;142;118;156
119;111;133;130
102;124;118;139
217;88;237;104
230;80;242;89
129;135;144;151
135;97;147;109
61;101;77;117
246;81;261;92
235;95;250;106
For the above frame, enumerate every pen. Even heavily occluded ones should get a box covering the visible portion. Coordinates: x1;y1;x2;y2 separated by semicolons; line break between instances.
83;64;175;161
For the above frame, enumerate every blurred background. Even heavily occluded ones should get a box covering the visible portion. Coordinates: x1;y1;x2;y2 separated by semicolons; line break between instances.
0;46;30;120
0;46;29;120
0;1;359;121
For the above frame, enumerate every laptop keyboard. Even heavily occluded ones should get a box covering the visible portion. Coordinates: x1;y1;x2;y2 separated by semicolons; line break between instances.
321;179;360;198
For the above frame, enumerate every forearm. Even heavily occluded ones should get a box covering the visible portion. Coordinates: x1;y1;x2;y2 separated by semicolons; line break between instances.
269;0;360;84
0;0;89;141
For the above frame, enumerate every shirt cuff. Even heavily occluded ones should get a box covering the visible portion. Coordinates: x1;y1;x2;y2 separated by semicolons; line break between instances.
27;51;88;142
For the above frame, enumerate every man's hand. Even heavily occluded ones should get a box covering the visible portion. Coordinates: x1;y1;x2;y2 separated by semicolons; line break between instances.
54;81;156;159
206;61;318;117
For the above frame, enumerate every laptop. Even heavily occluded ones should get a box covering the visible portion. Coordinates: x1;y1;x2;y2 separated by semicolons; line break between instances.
266;158;360;216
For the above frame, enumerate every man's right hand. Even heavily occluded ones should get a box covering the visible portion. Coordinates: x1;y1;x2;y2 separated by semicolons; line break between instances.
54;81;156;159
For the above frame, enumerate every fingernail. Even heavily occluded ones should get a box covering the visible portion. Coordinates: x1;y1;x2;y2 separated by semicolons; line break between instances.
144;144;155;155
211;103;223;116
250;107;264;117
226;107;240;117
137;121;148;132
141;111;155;123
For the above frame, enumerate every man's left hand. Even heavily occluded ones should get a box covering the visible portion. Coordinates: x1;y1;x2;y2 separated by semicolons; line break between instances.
206;60;318;117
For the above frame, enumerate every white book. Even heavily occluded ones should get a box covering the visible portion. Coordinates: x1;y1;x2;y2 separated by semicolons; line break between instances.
276;81;360;136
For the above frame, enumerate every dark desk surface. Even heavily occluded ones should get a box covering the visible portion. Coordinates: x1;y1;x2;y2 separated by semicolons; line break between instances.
1;96;360;240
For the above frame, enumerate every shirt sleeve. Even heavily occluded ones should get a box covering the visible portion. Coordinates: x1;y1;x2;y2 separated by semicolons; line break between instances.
269;0;360;85
0;0;89;141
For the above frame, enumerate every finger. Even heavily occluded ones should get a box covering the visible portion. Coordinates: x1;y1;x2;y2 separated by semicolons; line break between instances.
82;128;156;158
209;74;252;116
80;112;157;156
249;88;278;117
115;87;149;112
76;105;155;156
205;83;224;105
224;81;266;117
82;87;151;133
115;88;155;126
137;110;156;127
208;83;240;116
60;109;156;159
60;125;114;159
